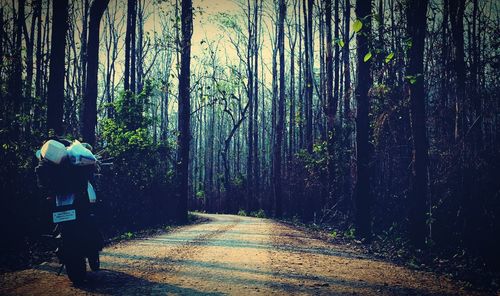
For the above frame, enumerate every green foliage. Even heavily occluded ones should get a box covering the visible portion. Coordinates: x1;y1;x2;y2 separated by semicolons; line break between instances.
344;227;356;239
120;232;134;240
232;175;244;187
404;37;413;50
353;19;363;33
196;190;205;199
363;52;372;62
216;12;242;33
385;52;394;63
294;144;329;196
330;230;338;239
98;83;176;231
404;74;422;85
237;209;247;216
370;83;390;99
250;209;266;218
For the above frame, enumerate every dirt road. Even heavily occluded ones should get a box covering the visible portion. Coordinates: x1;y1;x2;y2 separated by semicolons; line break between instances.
0;214;485;295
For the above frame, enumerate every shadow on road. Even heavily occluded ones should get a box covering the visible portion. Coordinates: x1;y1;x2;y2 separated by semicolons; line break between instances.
79;269;223;295
32;264;223;295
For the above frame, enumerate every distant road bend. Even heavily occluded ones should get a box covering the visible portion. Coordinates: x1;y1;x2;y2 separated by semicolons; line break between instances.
0;214;483;295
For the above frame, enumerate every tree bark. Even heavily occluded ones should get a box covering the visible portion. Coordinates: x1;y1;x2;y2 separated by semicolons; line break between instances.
274;0;286;218
407;0;429;247
124;0;137;91
35;0;43;99
81;0;110;146
8;0;25;132
24;0;37;100
354;0;372;240
176;0;193;223
303;0;314;152
449;0;465;141
80;0;89;98
252;0;261;210
325;0;338;204
130;0;137;93
0;8;4;118
246;0;254;212
46;0;69;135
343;0;353;204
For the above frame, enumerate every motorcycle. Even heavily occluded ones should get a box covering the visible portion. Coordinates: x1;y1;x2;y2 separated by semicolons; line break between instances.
35;139;107;284
50;189;102;284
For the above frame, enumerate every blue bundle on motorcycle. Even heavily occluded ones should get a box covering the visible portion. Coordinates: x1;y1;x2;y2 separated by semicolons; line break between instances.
67;140;96;166
35;139;96;196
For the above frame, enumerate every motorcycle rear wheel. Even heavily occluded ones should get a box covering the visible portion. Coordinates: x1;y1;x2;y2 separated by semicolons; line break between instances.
66;256;86;284
88;251;100;271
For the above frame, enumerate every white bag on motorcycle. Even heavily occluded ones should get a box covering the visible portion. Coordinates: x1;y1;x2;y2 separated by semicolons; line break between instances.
67;140;96;166
40;140;68;164
88;182;97;203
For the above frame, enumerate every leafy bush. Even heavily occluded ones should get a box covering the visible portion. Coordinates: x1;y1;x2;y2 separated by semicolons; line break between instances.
344;227;356;239
250;209;266;218
97;87;176;234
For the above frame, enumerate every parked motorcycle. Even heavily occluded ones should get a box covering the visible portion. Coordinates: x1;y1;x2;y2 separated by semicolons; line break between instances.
50;191;102;284
35;138;104;284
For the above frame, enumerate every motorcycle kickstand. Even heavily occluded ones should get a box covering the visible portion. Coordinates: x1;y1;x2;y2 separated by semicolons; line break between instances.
57;264;65;276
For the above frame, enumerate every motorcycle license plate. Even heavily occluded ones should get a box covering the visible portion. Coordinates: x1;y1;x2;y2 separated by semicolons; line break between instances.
53;209;76;223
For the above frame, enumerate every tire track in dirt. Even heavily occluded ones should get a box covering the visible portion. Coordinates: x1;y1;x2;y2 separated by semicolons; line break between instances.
157;215;241;274
0;214;490;295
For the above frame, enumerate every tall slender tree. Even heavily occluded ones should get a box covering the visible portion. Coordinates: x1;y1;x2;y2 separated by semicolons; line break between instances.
354;0;372;240
0;8;4;113
46;0;69;135
407;0;429;247
343;0;353;203
82;0;110;146
124;0;136;91
246;0;255;212
176;0;193;223
325;0;337;203
8;0;25;134
449;0;465;141
274;0;286;218
80;0;89;97
34;0;42;99
303;0;314;152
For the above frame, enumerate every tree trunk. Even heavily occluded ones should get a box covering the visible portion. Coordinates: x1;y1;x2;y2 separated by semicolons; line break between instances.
176;0;193;223
130;0;137;93
354;0;372;240
252;0;261;210
124;0;136;91
35;0;43;99
0;8;4;118
288;0;298;163
407;0;429;247
274;0;286;218
471;0;482;150
449;0;465;141
303;0;314;152
343;0;353;206
325;0;338;204
80;0;89;98
47;0;69;135
24;0;37;100
246;0;254;212
81;0;110;146
8;0;25;134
